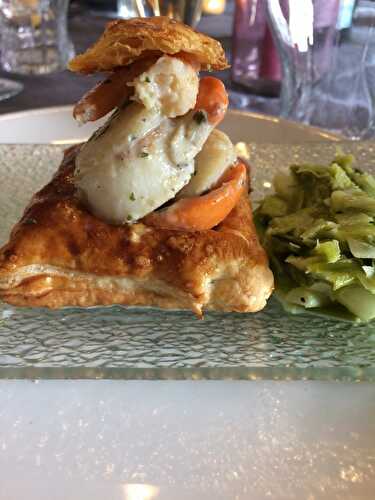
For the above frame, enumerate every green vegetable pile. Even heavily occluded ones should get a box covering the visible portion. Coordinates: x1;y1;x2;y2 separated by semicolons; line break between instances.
255;155;375;322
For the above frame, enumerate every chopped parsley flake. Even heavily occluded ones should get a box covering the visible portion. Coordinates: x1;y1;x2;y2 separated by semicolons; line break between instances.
193;110;207;125
144;76;151;83
130;192;136;201
177;163;188;169
140;151;149;158
126;215;132;221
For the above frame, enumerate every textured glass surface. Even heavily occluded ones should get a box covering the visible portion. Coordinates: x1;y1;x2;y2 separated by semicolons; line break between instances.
1;143;375;380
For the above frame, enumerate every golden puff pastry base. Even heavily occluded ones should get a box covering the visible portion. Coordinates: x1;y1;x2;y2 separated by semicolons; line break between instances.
68;16;229;74
0;147;273;315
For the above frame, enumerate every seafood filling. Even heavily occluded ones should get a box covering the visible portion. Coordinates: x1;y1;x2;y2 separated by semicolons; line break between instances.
74;53;241;230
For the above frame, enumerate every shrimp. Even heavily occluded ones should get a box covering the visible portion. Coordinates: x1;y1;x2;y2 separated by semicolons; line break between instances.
132;55;199;118
72;57;157;124
194;76;228;126
73;54;202;124
144;161;247;231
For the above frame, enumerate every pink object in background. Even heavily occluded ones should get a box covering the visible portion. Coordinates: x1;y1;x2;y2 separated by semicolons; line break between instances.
259;24;281;82
231;0;281;96
266;0;375;139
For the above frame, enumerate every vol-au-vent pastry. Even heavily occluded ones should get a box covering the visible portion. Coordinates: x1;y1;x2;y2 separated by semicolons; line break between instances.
0;17;274;315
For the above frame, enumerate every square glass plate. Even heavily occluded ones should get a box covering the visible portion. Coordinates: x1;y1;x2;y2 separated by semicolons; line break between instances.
1;143;375;381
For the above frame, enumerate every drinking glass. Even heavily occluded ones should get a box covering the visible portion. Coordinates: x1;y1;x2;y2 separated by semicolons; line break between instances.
267;0;375;139
231;0;281;97
117;0;203;27
0;0;75;75
0;26;23;100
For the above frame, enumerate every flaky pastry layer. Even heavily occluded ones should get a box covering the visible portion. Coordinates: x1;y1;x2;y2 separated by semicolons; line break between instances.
0;146;273;314
68;17;229;74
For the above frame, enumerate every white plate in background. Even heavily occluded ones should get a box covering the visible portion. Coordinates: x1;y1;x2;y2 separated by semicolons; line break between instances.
0;106;340;144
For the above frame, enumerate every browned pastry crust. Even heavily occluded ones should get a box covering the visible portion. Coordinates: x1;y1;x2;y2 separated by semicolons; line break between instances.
0;147;273;315
68;16;229;74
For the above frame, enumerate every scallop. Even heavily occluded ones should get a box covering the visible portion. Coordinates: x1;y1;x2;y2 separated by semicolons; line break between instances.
178;129;237;198
74;102;216;225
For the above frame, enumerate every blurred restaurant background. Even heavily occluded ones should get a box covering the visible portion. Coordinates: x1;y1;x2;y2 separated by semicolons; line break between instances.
1;0;375;138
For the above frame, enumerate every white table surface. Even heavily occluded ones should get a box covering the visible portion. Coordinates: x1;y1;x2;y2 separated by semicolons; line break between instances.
0;380;374;499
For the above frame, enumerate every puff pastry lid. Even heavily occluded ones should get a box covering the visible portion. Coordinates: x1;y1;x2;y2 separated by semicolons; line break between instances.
68;16;229;74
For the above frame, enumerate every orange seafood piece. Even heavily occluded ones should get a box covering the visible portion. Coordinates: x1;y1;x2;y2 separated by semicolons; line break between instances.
194;76;228;126
144;161;247;232
72;57;157;124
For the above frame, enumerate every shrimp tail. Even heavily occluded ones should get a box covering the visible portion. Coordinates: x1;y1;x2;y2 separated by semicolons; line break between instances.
144;161;247;232
194;76;228;126
73;57;157;124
